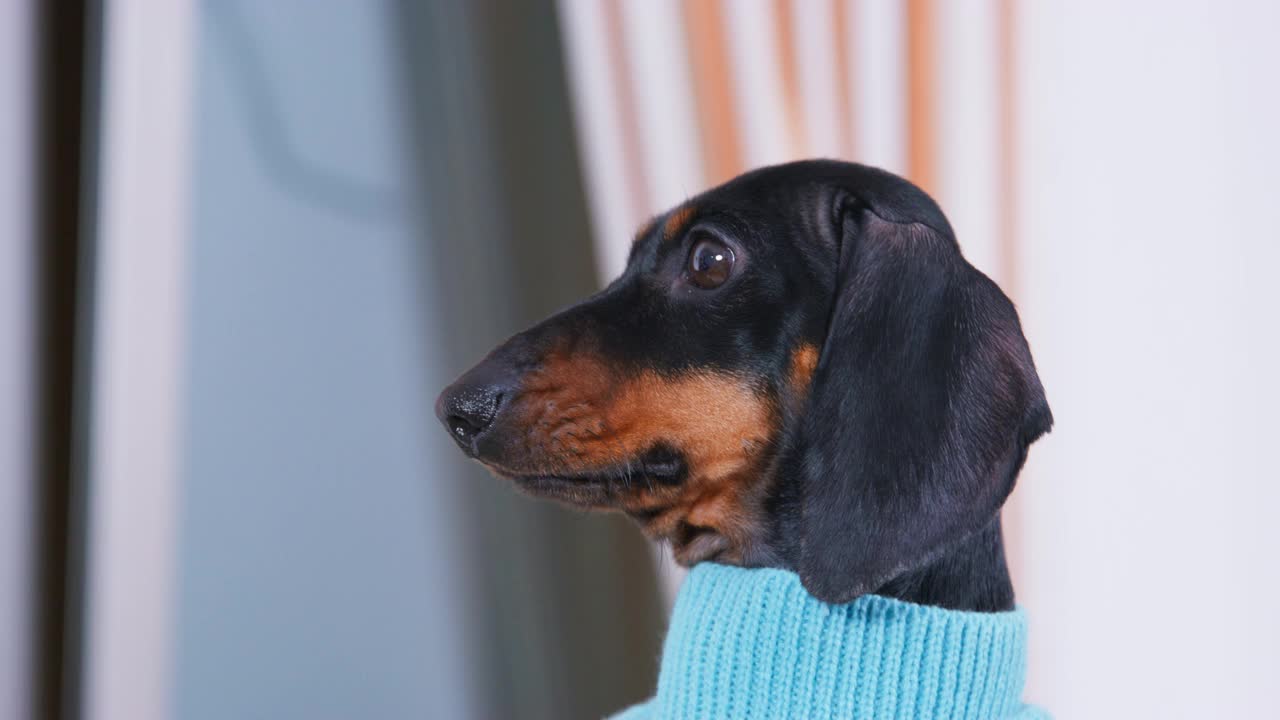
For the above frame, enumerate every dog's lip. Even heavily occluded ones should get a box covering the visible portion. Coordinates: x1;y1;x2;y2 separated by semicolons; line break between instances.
485;456;685;488
512;473;605;490
480;461;604;487
511;464;682;488
478;445;686;484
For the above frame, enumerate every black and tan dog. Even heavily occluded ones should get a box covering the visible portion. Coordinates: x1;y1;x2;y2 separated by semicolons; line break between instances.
436;160;1050;613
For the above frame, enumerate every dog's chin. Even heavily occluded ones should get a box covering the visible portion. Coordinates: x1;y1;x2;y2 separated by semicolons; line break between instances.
508;473;617;508
670;525;734;565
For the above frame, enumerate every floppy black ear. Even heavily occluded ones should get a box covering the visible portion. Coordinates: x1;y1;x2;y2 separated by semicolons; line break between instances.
791;174;1052;604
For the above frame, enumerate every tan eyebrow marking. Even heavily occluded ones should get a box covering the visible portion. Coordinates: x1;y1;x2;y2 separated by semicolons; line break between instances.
788;343;820;399
632;215;660;245
662;205;696;243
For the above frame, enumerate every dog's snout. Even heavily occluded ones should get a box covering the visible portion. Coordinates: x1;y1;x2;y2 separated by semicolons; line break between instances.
436;383;504;444
437;355;523;451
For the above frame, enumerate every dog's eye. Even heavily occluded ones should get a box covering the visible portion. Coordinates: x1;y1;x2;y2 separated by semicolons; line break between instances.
687;237;735;289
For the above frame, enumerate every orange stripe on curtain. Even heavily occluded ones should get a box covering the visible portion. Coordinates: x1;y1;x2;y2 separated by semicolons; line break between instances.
602;0;653;224
682;0;745;186
997;0;1020;298
772;0;808;158
832;0;856;161
905;0;937;195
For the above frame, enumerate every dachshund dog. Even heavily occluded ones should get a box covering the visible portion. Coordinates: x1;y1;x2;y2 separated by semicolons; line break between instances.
436;160;1051;612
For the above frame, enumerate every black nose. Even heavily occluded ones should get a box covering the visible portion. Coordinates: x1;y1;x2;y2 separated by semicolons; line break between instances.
435;381;505;446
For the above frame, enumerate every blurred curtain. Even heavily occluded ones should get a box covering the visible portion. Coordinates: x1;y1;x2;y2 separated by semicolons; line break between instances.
394;3;664;719
554;2;1280;717
554;0;1020;602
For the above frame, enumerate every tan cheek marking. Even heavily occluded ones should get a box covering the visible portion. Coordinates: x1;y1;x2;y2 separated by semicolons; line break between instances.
516;355;780;560
606;371;777;559
609;372;772;477
662;205;696;243
684;485;740;529
516;353;616;459
789;343;819;398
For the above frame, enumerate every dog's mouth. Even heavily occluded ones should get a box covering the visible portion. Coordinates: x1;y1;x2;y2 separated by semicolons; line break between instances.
485;445;688;507
478;443;750;565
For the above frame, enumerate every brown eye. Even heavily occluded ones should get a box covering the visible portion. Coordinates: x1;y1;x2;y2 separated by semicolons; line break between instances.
687;237;735;289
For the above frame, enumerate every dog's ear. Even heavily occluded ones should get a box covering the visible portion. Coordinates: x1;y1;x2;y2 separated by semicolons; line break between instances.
790;171;1052;603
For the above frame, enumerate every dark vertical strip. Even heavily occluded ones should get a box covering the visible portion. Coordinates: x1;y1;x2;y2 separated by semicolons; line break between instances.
682;0;744;185
832;0;856;160
33;2;98;720
905;0;937;195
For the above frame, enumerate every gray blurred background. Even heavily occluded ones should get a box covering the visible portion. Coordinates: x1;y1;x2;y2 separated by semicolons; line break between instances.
178;3;662;719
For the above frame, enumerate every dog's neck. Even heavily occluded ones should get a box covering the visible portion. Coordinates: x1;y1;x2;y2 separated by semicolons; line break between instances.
873;515;1014;612
761;488;1015;612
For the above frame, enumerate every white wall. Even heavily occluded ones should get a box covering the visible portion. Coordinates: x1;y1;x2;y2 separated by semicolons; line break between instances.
1015;2;1280;716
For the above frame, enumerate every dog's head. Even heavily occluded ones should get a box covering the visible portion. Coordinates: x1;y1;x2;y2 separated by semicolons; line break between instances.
436;160;1051;603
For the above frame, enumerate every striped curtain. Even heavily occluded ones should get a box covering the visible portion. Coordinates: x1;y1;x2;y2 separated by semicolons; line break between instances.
555;0;1027;598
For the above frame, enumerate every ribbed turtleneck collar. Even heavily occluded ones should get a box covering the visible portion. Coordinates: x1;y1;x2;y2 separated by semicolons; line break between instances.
613;563;1047;720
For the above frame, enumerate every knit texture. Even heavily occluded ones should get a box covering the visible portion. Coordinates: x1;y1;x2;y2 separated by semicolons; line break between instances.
611;564;1048;720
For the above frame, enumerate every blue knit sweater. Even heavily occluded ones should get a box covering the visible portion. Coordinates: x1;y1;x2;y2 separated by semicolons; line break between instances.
611;564;1048;720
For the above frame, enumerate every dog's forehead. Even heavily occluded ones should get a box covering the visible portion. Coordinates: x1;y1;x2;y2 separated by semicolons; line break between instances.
624;169;840;276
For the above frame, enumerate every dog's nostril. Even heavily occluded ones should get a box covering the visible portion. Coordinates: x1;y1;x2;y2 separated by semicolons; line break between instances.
438;387;504;444
446;413;487;440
